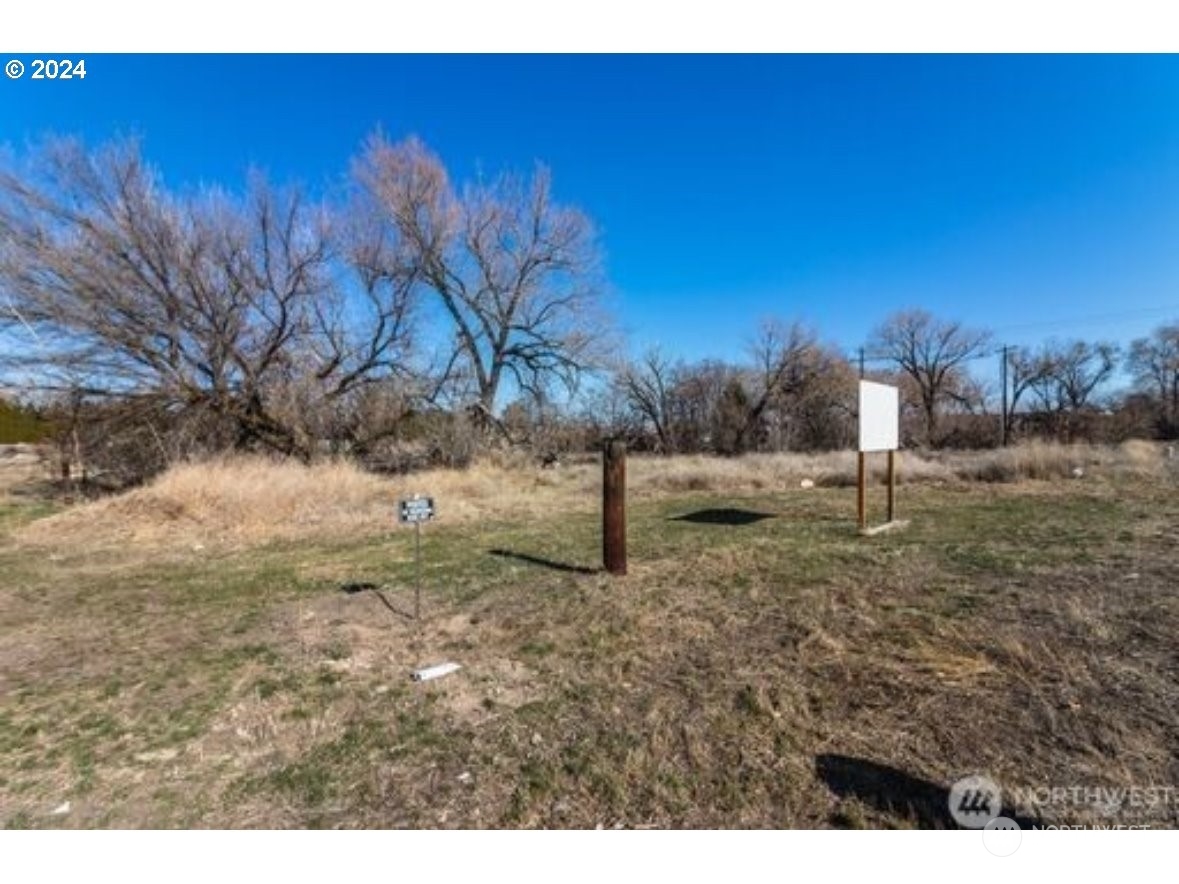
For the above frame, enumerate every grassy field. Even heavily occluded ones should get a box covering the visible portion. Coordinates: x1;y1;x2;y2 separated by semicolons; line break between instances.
1;446;1178;828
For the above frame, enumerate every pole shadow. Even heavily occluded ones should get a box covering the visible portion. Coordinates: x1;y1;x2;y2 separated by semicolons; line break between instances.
488;548;599;575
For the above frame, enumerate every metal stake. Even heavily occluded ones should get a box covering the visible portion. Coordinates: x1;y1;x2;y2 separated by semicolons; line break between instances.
414;520;422;621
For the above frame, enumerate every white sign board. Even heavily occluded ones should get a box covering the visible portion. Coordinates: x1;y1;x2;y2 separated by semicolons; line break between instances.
398;496;435;524
858;380;899;452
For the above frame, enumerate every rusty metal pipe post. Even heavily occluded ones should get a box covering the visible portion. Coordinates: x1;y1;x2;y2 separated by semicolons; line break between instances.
603;439;627;576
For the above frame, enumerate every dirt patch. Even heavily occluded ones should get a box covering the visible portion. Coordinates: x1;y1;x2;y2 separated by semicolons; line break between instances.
271;591;542;728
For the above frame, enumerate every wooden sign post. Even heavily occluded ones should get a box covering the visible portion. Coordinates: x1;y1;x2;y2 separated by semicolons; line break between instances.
857;450;867;530
857;381;906;536
887;449;897;524
603;439;627;576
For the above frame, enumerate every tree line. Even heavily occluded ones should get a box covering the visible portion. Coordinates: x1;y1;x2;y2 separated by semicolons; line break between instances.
1;135;1177;484
604;312;1177;455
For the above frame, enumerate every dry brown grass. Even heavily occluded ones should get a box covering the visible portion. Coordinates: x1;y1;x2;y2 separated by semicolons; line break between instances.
1;445;1177;829
13;441;1175;555
935;439;1171;483
631;449;955;491
14;455;601;552
0;444;46;502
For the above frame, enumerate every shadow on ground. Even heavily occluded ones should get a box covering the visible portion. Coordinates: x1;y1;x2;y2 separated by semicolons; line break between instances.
488;549;599;575
815;754;1041;829
339;582;416;620
670;508;775;526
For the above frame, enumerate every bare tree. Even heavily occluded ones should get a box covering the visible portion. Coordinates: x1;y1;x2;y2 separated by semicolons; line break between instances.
785;354;858;450
1021;340;1119;414
1049;340;1119;411
353;134;608;418
869;310;992;445
0;137;418;465
577;379;639;446
738;320;850;452
1005;345;1056;434
1127;323;1179;436
670;359;742;453
615;332;853;455
617;347;680;453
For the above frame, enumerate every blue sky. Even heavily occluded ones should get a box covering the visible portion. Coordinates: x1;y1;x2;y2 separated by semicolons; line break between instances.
3;54;1179;368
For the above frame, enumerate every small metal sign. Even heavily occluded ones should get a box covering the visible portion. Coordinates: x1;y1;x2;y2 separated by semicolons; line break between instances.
399;495;435;524
398;494;434;621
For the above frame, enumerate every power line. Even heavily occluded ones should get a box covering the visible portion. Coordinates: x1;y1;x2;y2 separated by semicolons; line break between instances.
849;303;1179;367
986;303;1179;337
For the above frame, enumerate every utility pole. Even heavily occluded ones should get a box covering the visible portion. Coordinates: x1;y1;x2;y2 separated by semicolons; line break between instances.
1000;345;1009;447
858;347;865;379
